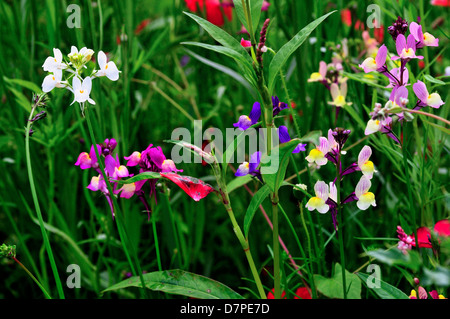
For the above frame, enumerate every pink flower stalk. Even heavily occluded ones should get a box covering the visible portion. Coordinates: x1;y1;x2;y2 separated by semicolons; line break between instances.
413;80;445;109
409;22;439;48
392;34;423;61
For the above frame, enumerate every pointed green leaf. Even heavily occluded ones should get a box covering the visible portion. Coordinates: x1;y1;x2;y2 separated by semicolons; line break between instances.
244;184;271;238
114;171;161;184
366;248;422;272
313;263;361;299
233;0;264;38
101;269;244;299
357;273;409;299
267;10;336;94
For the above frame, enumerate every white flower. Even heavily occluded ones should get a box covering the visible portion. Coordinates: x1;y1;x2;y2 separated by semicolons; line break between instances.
358;146;376;179
42;48;66;75
355;176;376;210
305;181;330;214
42;71;67;93
71;76;95;105
95;51;120;81
305;137;330;167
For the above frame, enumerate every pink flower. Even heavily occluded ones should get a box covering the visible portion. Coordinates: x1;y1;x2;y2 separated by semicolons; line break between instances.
409;22;439;48
240;38;252;48
413;80;444;109
392;34;423;61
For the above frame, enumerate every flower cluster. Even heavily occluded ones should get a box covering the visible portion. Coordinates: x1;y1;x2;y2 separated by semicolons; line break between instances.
305;128;377;230
75;138;214;220
41;46;120;113
397;219;450;253
359;17;444;143
232;96;307;180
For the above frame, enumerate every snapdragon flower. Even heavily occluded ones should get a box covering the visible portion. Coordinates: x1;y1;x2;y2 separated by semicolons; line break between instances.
71;76;95;105
305;136;330;167
95;51;120;81
233;102;261;131
235;151;261;178
413;80;445;109
341;146;376;179
305;181;330;214
328;82;352;108
272;96;289;116
308;61;327;83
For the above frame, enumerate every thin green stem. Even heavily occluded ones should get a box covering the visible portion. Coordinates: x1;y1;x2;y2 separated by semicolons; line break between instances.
13;257;52;299
271;192;281;299
151;211;162;272
336;150;347;299
25;101;65;299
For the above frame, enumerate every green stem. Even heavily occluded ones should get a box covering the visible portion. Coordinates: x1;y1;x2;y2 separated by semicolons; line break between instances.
151;210;162;272
13;257;52;299
84;105;149;298
336;150;347;299
25;101;64;299
219;182;266;299
271;192;281;299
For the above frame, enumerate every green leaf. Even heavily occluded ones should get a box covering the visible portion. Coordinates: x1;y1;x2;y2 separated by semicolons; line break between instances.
243;184;271;238
267;10;336;94
102;269;244;299
183;11;252;65
114;171;161;184
357;273;409;299
313;263;361;299
227;175;253;193
366;248;422;272
423;74;446;86
3;77;43;94
261;138;302;193
233;0;264;38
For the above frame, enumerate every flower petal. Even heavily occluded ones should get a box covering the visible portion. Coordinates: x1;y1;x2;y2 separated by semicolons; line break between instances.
413;80;429;102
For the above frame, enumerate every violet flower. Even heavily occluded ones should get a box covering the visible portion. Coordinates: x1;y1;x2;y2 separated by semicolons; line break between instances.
235;151;261;180
391;34;423;61
409;22;439;48
272;96;289;116
233;102;261;131
277;125;307;153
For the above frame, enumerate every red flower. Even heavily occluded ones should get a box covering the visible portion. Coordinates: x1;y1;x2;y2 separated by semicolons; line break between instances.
294;287;312;299
135;19;151;35
184;0;232;26
341;9;352;27
267;288;286;299
413;220;450;248
418;61;425;69
374;24;384;43
160;172;215;201
431;0;450;7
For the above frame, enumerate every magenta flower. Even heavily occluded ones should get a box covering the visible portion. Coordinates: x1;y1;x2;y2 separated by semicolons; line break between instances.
240;38;252;48
409;22;439;48
105;154;130;180
75;144;102;170
233;102;261;131
359;44;388;73
413;80;444;109
392;34;423;61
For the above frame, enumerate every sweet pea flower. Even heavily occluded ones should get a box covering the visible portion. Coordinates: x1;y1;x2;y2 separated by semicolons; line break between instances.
305;136;330;167
308;61;327;82
328;82;352;107
409;22;439;48
71;76;95;105
233;102;261;131
391;34;423;61
354;176;376;210
95;51;120;81
359;44;387;73
413;80;445;109
305;181;330;214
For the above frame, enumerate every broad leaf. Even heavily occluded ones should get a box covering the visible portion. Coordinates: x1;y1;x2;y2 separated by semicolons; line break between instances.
267;10;336;94
244;184;271;238
313;263;361;299
227;175;253;193
366;248;422;272
357;273;409;299
102;269;244;299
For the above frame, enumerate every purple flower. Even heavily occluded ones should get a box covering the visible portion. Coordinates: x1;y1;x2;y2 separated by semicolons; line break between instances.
233;102;261;131
392;34;423;61
272;96;289;116
75;144;102;170
387;16;408;42
413;80;444;109
278;126;307;153
235;151;262;181
359;44;387;73
409;22;439;48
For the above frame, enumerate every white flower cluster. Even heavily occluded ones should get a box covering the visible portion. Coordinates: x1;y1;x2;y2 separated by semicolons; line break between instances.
41;46;120;109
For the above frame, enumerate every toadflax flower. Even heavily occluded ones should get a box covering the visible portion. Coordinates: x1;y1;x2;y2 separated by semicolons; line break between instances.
95;51;120;81
272;96;289;116
71;76;95;105
42;48;67;77
413;80;445;109
308;61;327;82
359;44;387;73
235;151;261;179
75;144;102;170
409;22;439;48
42;71;67;93
233;102;261;131
328;82;352;108
391;34;423;61
354;175;376;210
305;181;330;214
305;136;330;167
341;145;376;179
278;126;307;153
